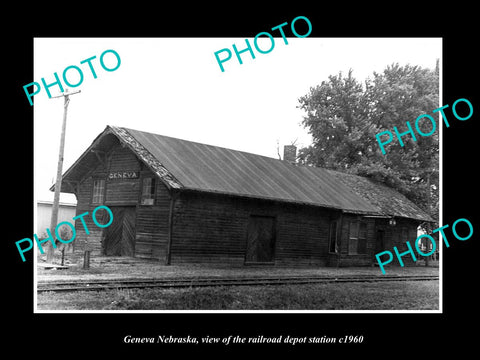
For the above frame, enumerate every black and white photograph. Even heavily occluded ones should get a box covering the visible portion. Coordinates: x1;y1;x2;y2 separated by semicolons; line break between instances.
32;37;441;312
7;7;478;356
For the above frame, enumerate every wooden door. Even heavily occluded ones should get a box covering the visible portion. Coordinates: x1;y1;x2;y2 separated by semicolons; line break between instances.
375;230;385;254
103;206;136;256
245;215;276;263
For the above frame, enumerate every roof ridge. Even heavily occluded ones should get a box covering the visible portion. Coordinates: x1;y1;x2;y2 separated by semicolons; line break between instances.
116;125;300;164
115;126;381;215
109;126;184;190
57;125;432;221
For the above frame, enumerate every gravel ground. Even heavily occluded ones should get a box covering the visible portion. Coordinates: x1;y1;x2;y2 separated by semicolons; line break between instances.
36;255;439;283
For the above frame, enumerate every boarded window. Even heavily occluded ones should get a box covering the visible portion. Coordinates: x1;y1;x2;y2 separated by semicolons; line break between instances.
92;179;105;204
349;220;367;255
141;177;156;205
329;221;338;253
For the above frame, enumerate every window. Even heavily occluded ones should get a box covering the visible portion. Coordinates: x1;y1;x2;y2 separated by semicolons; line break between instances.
358;222;367;254
92;179;105;204
141;177;155;205
329;221;338;253
348;220;367;255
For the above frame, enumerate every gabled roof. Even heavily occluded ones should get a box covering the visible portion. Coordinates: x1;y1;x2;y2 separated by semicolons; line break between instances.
56;125;433;221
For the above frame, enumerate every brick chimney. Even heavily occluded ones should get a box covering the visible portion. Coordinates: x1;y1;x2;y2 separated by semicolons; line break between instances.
283;145;297;165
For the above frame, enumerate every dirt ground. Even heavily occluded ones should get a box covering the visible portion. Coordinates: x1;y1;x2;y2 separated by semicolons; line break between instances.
36;255;440;311
36;254;440;283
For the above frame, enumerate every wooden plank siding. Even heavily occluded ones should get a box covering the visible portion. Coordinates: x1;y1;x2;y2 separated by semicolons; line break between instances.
374;217;420;267
73;174;101;254
72;141;172;258
105;145;141;206
170;193;246;264
135;179;170;260
68;134;424;268
330;215;419;267
170;192;340;266
335;214;376;267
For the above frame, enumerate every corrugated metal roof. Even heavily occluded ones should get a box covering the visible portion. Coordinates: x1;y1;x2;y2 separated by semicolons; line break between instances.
119;126;380;214
58;125;433;221
325;170;434;222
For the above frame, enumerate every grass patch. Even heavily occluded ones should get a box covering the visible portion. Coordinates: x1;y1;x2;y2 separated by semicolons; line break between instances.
37;280;438;311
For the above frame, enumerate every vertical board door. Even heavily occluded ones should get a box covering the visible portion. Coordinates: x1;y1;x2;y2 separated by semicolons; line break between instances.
103;206;136;256
375;230;385;255
245;215;276;263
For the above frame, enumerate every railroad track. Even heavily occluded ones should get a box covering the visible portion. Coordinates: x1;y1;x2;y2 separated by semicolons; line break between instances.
37;274;439;293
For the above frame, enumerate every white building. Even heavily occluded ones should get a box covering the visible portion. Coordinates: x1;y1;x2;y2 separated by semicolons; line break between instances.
36;201;77;236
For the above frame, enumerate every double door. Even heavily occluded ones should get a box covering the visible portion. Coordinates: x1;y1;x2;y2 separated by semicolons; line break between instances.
102;206;136;256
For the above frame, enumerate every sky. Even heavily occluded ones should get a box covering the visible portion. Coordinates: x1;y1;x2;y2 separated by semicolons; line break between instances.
33;37;442;204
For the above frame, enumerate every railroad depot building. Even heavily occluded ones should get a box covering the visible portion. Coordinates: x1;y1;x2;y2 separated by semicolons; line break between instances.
53;125;433;267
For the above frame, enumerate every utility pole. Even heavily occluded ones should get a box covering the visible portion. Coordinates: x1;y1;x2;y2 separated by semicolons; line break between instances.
46;89;81;263
425;172;431;267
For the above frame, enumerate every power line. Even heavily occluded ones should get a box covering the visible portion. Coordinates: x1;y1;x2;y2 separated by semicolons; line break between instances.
46;89;81;263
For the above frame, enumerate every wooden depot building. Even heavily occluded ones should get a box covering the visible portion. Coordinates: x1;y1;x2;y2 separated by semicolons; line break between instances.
53;125;433;267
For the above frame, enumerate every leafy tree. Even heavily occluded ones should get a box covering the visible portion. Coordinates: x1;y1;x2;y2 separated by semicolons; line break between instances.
297;63;439;220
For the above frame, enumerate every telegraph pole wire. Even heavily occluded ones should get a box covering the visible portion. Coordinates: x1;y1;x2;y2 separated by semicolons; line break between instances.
46;89;81;263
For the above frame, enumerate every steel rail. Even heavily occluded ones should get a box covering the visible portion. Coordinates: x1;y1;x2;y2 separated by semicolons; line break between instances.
37;274;439;293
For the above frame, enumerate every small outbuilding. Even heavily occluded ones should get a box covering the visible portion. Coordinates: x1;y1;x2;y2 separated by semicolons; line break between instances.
53;125;433;266
37;200;76;236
